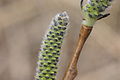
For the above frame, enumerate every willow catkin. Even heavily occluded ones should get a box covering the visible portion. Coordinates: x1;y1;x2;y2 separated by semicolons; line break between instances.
35;12;69;80
82;0;113;26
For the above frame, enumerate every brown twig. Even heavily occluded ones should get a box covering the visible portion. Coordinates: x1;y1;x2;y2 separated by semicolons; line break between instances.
63;25;93;80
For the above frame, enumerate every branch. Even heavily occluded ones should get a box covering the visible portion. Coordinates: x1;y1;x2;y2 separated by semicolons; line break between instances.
63;25;92;80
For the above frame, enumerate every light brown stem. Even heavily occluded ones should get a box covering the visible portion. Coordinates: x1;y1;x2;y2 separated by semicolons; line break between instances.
63;25;93;80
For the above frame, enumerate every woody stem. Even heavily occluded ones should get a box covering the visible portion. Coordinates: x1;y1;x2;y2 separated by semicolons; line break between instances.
63;25;93;80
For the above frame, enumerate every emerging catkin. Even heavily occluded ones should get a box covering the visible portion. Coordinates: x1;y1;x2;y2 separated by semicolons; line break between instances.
82;0;112;26
35;12;69;80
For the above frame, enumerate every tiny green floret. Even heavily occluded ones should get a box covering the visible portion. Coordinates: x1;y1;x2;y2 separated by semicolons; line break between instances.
81;0;112;27
35;12;69;80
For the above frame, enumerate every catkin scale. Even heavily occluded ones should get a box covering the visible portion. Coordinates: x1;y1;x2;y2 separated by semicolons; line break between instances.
35;12;69;80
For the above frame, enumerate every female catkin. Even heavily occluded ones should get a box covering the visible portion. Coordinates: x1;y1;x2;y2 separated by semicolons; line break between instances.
82;0;112;26
35;12;69;80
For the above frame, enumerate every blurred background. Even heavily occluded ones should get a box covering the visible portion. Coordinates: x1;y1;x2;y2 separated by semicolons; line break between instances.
0;0;120;80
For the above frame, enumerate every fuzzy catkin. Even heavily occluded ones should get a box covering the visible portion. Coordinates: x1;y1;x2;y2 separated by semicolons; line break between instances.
84;0;112;18
82;0;112;26
35;12;69;80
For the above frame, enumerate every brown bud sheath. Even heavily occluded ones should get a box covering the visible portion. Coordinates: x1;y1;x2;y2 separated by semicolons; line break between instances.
63;25;93;80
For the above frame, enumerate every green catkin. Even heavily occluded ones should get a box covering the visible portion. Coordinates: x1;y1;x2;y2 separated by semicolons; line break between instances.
35;12;69;80
82;0;112;26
